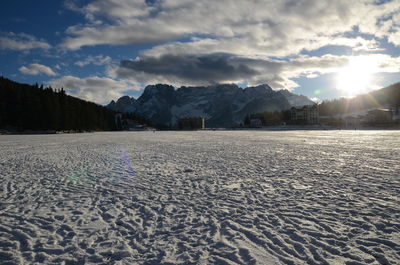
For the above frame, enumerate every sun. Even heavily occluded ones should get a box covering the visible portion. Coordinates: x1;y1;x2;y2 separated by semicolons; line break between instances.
336;56;377;97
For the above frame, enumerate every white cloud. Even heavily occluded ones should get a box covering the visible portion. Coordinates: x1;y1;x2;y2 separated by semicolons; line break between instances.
61;0;400;55
74;55;112;67
48;76;139;104
19;63;57;76
0;32;51;51
140;36;382;59
357;1;400;46
57;0;400;98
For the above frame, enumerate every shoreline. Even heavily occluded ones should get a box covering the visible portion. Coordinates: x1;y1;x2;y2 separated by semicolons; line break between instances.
2;125;400;135
225;125;400;131
0;129;98;135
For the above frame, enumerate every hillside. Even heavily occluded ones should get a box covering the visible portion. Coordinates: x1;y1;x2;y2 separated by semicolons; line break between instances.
0;77;116;132
319;82;400;116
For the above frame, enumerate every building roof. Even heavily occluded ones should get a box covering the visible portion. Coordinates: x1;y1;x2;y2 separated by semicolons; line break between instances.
291;104;317;110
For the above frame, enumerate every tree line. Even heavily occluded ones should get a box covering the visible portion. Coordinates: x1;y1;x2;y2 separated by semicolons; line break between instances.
244;110;292;126
0;77;117;132
318;82;400;116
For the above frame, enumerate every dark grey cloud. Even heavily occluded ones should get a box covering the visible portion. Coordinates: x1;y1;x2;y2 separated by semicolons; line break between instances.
113;53;375;90
118;53;259;83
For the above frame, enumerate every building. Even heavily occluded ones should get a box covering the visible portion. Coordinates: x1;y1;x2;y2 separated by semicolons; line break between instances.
122;118;141;130
344;116;361;128
178;117;205;130
114;113;146;130
291;105;319;125
115;113;123;130
250;118;262;128
364;109;393;124
392;106;400;122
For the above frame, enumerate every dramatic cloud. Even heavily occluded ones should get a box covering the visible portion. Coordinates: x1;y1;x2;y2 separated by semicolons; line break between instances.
62;0;400;55
357;1;400;46
74;55;112;67
19;64;57;76
118;53;258;83
0;32;51;51
140;36;382;59
114;53;339;89
48;76;139;104
58;0;400;94
115;53;400;90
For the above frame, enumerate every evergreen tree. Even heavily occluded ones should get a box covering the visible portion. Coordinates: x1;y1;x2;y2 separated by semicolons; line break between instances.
0;77;117;132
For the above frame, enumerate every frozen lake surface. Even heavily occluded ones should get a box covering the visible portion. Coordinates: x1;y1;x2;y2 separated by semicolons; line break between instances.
0;131;399;264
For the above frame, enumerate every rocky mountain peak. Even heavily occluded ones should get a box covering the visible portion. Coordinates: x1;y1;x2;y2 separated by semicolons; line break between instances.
108;83;315;127
143;84;175;96
107;96;135;112
244;84;274;96
116;95;135;105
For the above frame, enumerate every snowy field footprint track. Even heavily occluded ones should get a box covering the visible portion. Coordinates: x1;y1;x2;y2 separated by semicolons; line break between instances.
0;131;399;264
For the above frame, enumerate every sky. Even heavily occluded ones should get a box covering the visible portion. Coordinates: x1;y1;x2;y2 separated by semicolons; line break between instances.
1;0;400;105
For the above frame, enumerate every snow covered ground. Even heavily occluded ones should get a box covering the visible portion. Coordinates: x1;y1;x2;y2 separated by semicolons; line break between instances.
0;130;399;265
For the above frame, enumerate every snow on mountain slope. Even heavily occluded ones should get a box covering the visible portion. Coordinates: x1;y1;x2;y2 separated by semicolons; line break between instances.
108;84;315;127
106;95;135;113
278;89;315;107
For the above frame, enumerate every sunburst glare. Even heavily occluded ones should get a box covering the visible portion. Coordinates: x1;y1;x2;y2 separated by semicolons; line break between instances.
336;56;379;97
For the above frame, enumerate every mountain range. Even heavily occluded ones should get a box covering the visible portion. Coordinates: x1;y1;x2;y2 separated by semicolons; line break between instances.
107;84;315;127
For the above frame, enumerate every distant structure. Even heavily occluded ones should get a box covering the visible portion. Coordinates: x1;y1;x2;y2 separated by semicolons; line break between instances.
115;113;123;130
365;109;393;124
343;116;361;128
178;117;205;130
250;118;262;128
115;113;147;130
320;107;400;128
291;105;319;125
391;106;400;122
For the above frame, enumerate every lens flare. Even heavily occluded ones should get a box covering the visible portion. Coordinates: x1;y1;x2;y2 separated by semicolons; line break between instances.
336;56;378;97
119;147;136;177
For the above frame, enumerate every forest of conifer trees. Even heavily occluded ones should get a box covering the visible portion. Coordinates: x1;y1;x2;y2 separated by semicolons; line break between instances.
0;77;117;132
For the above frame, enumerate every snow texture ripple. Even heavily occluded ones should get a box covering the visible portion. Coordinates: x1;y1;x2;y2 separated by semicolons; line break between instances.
0;131;399;264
